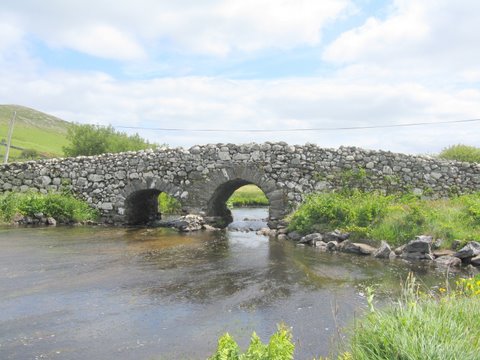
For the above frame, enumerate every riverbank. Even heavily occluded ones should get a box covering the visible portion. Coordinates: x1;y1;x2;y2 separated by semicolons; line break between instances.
0;191;98;225
288;191;480;249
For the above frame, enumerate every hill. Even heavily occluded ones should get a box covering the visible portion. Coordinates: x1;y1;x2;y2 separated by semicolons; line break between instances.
0;105;71;161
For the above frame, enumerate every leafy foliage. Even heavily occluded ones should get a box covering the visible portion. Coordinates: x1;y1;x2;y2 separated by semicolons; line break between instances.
158;192;182;214
438;144;480;163
63;123;156;156
208;325;294;360
288;191;480;247
0;191;98;223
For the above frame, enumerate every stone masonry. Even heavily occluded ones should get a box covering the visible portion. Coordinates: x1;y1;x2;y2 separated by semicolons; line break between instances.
0;142;479;227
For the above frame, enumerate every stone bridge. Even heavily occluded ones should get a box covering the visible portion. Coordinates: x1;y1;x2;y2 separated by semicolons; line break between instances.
0;143;479;228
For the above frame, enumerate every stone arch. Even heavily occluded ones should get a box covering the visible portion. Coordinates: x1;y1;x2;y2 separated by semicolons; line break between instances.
190;165;287;228
121;178;182;225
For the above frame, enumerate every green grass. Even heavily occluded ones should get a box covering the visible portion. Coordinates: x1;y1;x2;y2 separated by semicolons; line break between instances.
227;185;269;207
288;191;480;247
438;144;480;163
341;274;480;360
0;191;98;224
0;104;70;161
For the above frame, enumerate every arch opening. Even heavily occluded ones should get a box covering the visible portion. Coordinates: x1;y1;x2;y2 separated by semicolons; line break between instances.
206;179;270;228
125;189;161;225
125;190;181;225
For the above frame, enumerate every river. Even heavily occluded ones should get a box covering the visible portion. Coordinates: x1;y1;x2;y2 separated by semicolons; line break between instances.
0;208;453;359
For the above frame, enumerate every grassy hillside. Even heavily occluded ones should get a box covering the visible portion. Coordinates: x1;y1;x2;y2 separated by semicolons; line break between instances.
0;105;71;161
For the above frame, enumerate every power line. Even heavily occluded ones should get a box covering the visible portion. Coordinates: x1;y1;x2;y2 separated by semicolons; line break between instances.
113;118;480;133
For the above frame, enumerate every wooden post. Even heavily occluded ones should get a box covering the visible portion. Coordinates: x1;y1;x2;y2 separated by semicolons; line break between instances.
3;111;16;164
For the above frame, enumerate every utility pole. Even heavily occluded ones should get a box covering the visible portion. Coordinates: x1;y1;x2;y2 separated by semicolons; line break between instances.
3;111;16;164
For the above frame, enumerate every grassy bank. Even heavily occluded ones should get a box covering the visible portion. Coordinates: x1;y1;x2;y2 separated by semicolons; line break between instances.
227;184;269;207
288;191;480;247
0;191;98;224
341;274;480;360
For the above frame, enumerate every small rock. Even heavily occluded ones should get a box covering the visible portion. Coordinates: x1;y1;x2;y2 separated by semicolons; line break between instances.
203;224;220;231
400;252;434;261
394;244;406;256
435;255;462;267
326;241;338;251
339;240;377;255
454;241;480;259
287;231;302;241
373;241;392;259
298;233;323;245
323;230;350;243
471;255;480;267
46;217;57;226
451;240;463;250
315;241;328;250
403;237;432;254
433;249;455;258
277;234;288;241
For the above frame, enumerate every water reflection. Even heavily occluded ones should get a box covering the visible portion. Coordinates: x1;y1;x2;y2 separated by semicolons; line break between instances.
0;208;466;360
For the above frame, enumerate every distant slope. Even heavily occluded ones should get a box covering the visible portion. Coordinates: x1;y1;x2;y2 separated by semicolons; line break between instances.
0;105;71;160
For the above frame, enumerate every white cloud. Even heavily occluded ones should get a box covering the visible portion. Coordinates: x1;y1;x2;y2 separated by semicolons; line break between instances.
325;0;480;79
1;0;351;59
51;24;146;61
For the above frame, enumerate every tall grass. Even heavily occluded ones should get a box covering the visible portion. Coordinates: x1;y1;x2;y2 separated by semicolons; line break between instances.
288;191;480;247
0;191;98;223
343;274;480;360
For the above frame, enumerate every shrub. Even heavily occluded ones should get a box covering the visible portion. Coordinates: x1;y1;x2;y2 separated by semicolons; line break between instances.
20;148;39;160
0;191;98;223
158;192;182;214
438;144;480;163
63;123;157;157
208;324;294;360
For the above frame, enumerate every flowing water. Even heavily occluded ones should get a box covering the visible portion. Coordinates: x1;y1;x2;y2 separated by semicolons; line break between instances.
0;208;459;359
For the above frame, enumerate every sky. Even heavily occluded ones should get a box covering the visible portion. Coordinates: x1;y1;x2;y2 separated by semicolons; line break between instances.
1;0;480;154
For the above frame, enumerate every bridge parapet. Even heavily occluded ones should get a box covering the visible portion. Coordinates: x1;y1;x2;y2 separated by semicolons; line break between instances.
0;143;479;227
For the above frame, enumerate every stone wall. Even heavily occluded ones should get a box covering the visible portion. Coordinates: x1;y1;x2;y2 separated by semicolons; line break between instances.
0;143;479;227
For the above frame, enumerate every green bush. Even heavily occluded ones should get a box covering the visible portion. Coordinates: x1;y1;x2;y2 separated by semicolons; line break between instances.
158;192;182;214
0;191;98;223
208;324;294;360
343;274;480;360
288;191;480;247
438;144;480;163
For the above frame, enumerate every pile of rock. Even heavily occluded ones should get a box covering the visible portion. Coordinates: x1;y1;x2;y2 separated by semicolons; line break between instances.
259;226;480;269
12;212;57;226
154;214;221;232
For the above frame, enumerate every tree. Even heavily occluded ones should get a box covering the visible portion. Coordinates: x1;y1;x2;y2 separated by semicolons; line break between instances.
63;124;156;157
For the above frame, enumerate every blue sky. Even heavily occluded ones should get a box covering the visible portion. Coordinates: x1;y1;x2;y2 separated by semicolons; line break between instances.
1;0;479;153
